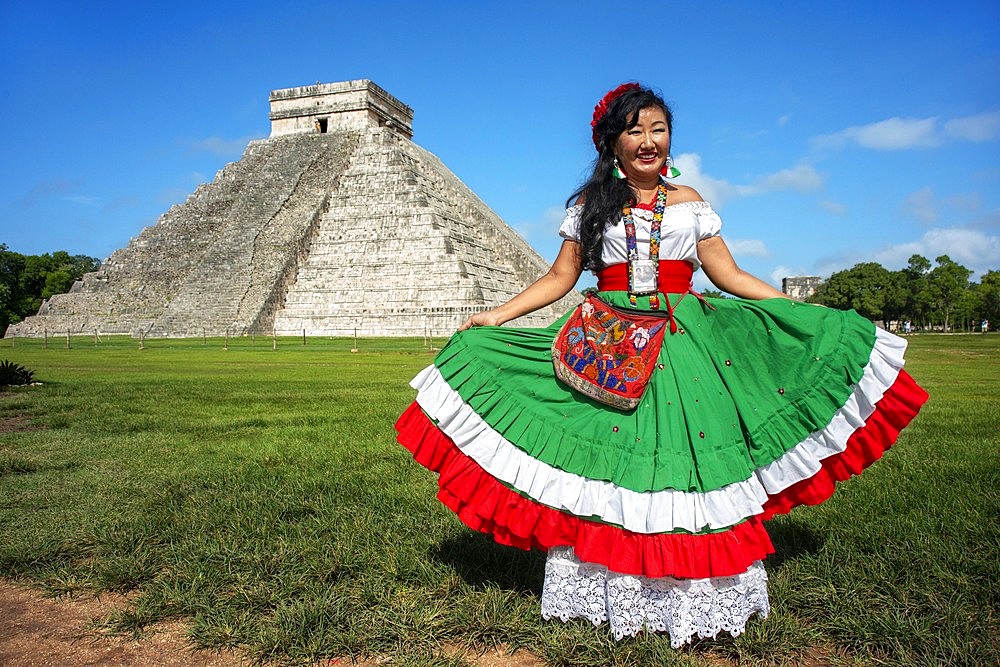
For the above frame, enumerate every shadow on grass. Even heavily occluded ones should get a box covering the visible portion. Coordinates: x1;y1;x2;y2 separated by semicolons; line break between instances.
765;517;824;569
433;531;546;596
435;519;820;597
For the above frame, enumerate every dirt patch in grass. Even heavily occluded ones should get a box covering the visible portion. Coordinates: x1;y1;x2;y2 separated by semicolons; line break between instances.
0;580;248;667
441;644;544;667
0;580;545;667
799;644;854;666
0;415;41;434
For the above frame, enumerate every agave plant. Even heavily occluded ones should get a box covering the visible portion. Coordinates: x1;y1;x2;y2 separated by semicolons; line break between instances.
0;360;35;386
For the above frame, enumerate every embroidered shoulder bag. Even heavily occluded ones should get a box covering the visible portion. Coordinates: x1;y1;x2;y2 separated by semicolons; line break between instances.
551;293;672;409
552;185;672;410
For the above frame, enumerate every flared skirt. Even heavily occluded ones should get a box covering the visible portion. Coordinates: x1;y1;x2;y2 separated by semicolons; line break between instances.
395;293;927;581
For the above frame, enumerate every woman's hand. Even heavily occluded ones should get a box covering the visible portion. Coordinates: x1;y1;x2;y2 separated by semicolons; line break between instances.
458;310;504;331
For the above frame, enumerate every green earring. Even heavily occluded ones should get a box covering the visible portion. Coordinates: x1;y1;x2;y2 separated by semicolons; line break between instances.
612;158;627;180
660;157;681;180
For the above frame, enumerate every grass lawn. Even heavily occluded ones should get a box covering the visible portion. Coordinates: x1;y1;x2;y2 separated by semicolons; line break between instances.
0;333;997;666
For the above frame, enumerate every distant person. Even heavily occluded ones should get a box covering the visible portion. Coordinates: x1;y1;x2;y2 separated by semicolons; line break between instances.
982;319;989;334
395;83;928;646
904;320;912;334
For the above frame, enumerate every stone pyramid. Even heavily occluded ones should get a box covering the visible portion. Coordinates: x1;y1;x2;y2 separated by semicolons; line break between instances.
8;80;578;338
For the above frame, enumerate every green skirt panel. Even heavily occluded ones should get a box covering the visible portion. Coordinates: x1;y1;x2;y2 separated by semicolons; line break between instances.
432;292;876;495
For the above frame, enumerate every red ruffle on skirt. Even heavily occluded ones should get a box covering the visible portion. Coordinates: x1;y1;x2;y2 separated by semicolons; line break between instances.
760;369;928;519
396;402;775;579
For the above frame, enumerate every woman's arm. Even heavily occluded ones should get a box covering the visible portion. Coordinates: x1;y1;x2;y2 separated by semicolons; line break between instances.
459;239;584;330
697;235;789;300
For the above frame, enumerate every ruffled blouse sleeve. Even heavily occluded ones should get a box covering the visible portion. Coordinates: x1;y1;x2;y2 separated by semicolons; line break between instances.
558;205;583;242
695;204;723;240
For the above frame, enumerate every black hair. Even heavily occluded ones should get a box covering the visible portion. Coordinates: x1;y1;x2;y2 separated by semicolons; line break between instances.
567;86;673;271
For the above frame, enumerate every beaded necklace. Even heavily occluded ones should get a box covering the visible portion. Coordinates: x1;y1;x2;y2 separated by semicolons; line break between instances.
622;184;667;308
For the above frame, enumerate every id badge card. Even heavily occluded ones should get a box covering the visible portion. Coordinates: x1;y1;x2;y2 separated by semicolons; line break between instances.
629;259;658;294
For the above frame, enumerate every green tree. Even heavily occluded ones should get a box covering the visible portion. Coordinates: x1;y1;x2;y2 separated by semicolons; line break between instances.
811;262;897;325
901;254;931;327
953;285;981;332
976;271;1000;327
921;255;972;332
0;246;99;335
69;253;100;278
0;245;26;333
882;269;908;326
16;254;52;317
43;269;75;299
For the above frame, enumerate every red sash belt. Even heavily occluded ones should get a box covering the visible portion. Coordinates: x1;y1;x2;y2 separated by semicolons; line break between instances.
596;260;695;293
595;260;710;334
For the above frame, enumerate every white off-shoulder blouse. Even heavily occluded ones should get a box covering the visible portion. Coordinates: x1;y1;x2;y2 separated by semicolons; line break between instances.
558;200;722;270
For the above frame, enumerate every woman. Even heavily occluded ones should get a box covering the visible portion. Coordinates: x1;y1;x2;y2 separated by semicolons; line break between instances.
395;83;927;646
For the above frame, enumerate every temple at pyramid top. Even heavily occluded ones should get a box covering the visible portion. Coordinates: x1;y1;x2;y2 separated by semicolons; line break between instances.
268;80;414;139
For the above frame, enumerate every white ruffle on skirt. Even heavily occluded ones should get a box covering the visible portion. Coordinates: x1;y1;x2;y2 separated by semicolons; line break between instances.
541;547;769;647
409;327;907;535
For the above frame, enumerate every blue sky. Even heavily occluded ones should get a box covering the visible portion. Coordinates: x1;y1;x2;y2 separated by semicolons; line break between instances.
2;0;998;291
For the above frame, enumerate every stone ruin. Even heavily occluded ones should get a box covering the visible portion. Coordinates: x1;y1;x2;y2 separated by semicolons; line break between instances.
7;80;578;338
782;276;822;301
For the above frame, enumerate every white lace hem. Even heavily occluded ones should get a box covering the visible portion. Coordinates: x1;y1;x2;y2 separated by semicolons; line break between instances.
540;547;769;647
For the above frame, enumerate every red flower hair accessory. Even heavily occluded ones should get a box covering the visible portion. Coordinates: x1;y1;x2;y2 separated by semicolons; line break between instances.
591;82;641;150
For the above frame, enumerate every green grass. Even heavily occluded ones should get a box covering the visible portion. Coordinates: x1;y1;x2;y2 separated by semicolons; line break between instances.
0;333;997;666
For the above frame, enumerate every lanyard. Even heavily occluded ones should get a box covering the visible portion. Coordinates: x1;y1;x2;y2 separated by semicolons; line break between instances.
622;184;667;308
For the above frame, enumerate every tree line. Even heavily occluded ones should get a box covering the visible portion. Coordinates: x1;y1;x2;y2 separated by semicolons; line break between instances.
1;244;996;336
807;254;998;333
0;244;101;334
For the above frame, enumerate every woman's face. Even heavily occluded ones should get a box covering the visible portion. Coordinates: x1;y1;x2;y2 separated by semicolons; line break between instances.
614;106;671;186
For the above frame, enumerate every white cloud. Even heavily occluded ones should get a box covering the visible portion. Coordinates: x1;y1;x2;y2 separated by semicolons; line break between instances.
944;111;1000;142
870;228;1000;274
674;153;823;207
727;238;770;258
819;200;848;216
813;117;941;150
816;228;1000;279
770;264;812;285
753;164;823;193
672;153;735;205
812;111;1000;151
